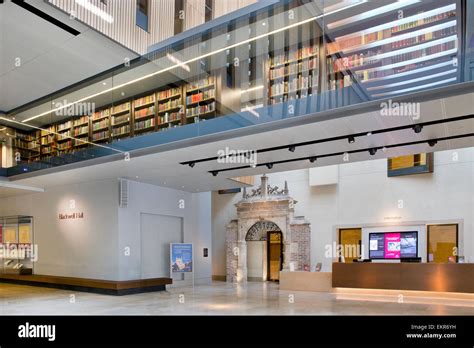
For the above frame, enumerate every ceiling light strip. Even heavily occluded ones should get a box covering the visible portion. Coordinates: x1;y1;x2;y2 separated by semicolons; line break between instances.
21;1;366;124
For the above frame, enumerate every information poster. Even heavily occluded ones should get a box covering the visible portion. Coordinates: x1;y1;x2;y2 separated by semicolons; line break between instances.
170;243;193;273
19;225;32;244
384;233;401;259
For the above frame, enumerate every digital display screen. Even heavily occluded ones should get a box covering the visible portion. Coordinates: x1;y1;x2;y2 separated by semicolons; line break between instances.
369;232;418;259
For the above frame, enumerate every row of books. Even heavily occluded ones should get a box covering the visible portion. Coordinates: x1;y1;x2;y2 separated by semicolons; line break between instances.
161;112;181;123
158;99;181;112
186;76;214;91
134;105;155;118
92;109;110;120
112;114;130;125
269;75;318;96
74;126;89;136
40;127;55;137
92;119;109;130
329;41;456;72
73;116;89;126
270;58;318;79
158;87;181;100
57;141;73;150
40;135;55;145
135;118;155;130
92;131;108;141
185;89;215;104
389;26;456;50
269;92;315;105
58;131;71;140
113;125;130;136
135;95;155;107
327;9;456;54
186;102;216;117
57;121;72;131
271;45;318;67
328;75;353;91
112;102;130;114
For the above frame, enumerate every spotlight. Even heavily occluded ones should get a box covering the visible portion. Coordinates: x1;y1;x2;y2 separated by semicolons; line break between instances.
288;146;296;152
266;163;273;169
413;124;423;134
428;139;438;147
369;148;377;156
211;171;218;177
348;136;355;144
309;157;317;163
188;162;195;168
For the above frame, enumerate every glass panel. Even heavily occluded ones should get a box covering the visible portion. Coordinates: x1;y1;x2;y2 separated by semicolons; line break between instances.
1;0;471;176
427;224;457;263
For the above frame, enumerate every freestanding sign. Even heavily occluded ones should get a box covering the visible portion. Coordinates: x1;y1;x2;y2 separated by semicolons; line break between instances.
170;243;193;272
170;243;194;287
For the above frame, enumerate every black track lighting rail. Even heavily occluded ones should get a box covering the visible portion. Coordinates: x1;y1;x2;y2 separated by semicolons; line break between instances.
206;132;474;176
180;114;473;166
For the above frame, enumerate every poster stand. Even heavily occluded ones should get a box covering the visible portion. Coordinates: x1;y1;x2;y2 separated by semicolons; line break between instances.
170;243;194;289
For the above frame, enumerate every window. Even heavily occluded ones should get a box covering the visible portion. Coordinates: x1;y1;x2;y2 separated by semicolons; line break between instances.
205;0;213;22
136;0;149;31
427;224;458;263
174;0;184;35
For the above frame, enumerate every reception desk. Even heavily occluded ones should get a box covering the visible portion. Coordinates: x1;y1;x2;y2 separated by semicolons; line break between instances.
333;262;474;294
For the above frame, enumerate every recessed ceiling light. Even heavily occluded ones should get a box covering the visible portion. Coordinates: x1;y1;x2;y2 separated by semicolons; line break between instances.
348;136;355;144
102;82;107;86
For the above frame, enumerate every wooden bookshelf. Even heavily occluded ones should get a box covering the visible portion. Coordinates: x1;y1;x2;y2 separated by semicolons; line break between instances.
156;86;184;129
133;93;156;136
268;41;320;105
73;116;90;148
91;108;111;143
40;125;57;160
56;121;72;155
185;77;216;123
12;131;40;163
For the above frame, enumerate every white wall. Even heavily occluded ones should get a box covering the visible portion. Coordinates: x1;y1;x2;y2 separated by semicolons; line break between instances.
0;178;213;283
0;179;119;280
212;148;474;275
118;180;212;284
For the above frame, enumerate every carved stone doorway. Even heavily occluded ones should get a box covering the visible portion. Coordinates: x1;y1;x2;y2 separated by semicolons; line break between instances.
226;175;311;283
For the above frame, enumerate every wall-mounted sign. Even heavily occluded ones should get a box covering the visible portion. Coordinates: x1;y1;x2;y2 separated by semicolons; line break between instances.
170;243;193;273
58;212;84;220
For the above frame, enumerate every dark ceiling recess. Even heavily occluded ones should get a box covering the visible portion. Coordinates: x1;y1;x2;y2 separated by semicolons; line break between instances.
12;0;80;36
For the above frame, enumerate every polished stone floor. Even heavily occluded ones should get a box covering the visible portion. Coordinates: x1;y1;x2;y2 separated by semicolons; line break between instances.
1;281;473;315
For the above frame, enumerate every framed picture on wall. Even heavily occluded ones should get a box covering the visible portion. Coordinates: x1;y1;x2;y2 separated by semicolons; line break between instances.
387;153;434;177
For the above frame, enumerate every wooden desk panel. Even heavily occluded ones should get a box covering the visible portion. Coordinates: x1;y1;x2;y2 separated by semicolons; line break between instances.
333;263;474;294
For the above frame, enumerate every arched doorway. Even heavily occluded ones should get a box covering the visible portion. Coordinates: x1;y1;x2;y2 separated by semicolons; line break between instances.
245;221;283;282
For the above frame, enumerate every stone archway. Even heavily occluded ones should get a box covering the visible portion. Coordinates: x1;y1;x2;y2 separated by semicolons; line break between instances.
226;175;311;283
245;221;282;281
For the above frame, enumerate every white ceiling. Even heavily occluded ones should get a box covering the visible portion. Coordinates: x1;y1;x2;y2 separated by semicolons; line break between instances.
0;0;138;112
4;88;473;197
